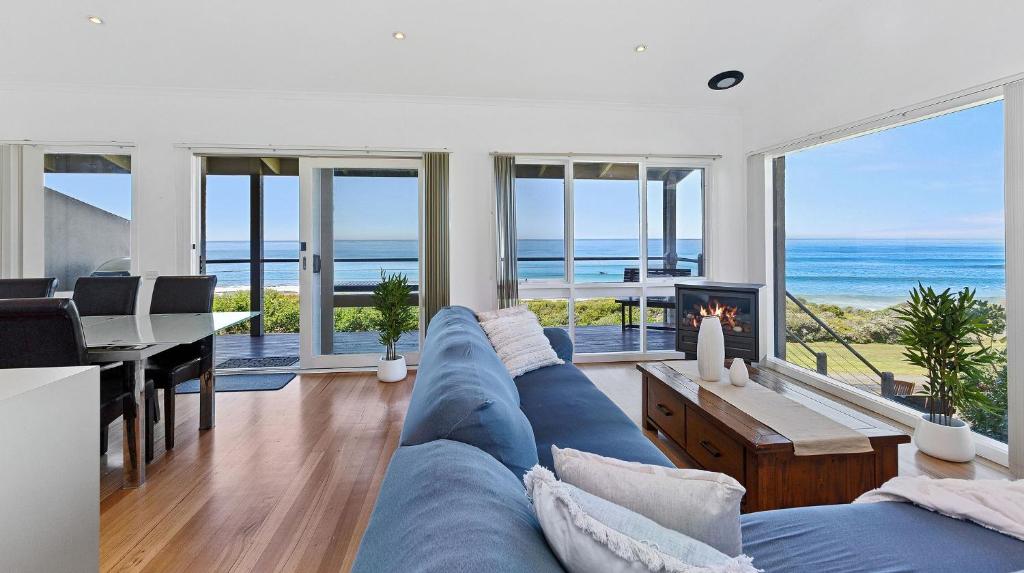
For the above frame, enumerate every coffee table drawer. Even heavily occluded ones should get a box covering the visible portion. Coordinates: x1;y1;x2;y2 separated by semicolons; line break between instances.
685;407;744;482
646;379;686;445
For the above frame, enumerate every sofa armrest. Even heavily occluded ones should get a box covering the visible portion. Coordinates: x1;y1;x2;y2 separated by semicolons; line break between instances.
543;328;573;362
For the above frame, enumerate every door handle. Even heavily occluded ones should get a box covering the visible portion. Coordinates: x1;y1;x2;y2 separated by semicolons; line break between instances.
656;404;673;416
312;254;322;274
699;440;722;458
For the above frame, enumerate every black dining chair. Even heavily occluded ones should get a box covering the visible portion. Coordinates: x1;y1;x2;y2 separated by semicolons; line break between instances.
0;278;59;299
72;276;141;316
145;275;218;462
0;298;140;462
71;275;156;457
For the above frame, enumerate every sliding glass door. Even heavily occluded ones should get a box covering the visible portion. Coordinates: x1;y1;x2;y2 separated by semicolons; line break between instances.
299;157;423;369
515;156;708;359
200;156;300;371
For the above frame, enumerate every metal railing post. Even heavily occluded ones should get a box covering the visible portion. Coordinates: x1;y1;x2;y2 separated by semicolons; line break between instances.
816;352;828;375
880;372;895;397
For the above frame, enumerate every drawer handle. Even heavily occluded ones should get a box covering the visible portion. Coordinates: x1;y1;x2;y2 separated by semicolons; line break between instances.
656;403;673;416
699;440;722;458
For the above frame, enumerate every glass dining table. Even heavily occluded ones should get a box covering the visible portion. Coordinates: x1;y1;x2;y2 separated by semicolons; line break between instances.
82;311;259;489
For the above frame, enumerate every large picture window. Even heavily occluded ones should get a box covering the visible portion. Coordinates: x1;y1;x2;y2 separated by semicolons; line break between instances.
773;100;1008;445
514;157;707;356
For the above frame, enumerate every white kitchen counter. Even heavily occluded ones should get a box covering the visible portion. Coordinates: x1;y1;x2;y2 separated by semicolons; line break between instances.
0;366;99;573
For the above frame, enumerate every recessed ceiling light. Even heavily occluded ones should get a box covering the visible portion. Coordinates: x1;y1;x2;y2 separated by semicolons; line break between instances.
634;44;647;53
708;70;744;90
393;31;406;40
87;15;104;25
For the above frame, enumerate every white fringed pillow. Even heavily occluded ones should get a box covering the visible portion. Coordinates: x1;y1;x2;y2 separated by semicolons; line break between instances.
553;446;746;556
477;306;563;377
524;466;759;573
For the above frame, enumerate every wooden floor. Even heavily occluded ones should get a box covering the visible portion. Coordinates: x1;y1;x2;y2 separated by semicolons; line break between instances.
100;362;1008;572
101;371;411;572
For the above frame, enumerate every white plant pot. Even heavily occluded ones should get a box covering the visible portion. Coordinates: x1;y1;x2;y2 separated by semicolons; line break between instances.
377;356;407;383
914;414;975;463
696;316;725;382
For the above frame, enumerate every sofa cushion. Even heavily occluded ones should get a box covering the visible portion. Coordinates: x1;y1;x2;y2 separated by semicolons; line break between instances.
515;362;672;470
352;441;565;573
542;328;574;362
478;307;564;377
525;466;757;573
552;445;745;557
400;306;539;479
741;501;1024;573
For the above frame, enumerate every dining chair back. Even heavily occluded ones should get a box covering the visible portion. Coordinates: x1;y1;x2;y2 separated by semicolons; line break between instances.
73;276;141;316
0;298;89;368
149;275;218;314
0;278;59;299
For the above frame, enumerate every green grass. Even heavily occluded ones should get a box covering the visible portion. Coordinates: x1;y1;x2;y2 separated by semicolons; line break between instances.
787;341;924;376
787;340;1006;377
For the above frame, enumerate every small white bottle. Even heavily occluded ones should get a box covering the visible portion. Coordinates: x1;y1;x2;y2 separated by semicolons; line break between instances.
729;358;749;387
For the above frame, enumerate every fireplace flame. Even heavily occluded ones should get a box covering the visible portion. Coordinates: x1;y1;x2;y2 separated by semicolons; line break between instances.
691;301;739;329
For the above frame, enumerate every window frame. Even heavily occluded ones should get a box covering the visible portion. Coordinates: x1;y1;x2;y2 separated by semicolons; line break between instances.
515;154;712;361
24;144;140;287
763;88;1012;466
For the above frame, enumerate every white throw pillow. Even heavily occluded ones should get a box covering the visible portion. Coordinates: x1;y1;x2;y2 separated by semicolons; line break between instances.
476;305;530;323
525;466;759;573
553;446;746;556
477;306;563;377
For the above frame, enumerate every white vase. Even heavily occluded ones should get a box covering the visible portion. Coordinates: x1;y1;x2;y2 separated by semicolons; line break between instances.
913;414;975;463
729;358;748;387
377;355;407;383
696;316;725;382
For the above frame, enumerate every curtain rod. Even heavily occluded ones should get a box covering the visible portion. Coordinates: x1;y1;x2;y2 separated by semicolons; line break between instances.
174;143;449;154
490;152;721;160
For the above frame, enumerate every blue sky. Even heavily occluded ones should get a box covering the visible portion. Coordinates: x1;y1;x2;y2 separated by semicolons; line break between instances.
516;168;704;240
205;175;417;241
46;172;418;241
44;173;132;219
44;100;1004;243
786;99;1004;239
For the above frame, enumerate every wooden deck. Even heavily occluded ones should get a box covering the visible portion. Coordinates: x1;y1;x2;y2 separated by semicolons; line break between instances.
216;326;677;364
216;331;419;363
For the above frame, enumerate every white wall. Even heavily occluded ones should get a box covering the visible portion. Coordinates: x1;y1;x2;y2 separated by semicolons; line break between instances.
0;86;746;309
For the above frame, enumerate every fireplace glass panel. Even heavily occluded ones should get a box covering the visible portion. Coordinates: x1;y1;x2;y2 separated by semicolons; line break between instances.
678;292;755;337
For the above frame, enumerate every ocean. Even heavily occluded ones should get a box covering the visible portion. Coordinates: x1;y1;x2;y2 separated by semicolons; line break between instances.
205;238;1006;309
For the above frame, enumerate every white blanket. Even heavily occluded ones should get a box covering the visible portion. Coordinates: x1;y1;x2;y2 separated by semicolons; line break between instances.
855;476;1024;541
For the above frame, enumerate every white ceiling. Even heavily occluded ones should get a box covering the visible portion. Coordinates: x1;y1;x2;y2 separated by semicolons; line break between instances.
3;0;1023;147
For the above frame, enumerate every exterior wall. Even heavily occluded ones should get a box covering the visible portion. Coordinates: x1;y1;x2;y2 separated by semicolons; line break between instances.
44;188;129;290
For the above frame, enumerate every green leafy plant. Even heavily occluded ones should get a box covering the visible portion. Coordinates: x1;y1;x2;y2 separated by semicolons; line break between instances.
371;271;415;361
894;283;1000;426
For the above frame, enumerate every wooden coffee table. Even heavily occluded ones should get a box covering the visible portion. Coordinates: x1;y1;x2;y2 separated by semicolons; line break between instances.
639;361;910;512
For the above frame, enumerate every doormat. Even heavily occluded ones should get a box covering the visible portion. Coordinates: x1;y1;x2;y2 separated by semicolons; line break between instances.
216;356;298;369
176;373;296;394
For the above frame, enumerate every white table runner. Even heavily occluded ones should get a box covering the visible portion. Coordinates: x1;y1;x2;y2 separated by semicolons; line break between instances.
664;361;874;456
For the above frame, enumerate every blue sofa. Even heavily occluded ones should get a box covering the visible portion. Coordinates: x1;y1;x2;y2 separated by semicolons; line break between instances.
353;306;1024;573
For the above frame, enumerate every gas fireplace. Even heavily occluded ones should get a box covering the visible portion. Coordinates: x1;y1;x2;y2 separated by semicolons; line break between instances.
675;282;764;362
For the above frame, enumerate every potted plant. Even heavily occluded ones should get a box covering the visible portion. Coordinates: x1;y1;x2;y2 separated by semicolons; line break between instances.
371;270;415;383
894;283;999;462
